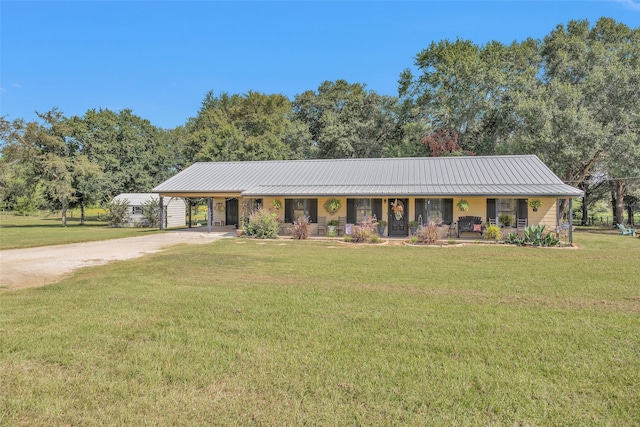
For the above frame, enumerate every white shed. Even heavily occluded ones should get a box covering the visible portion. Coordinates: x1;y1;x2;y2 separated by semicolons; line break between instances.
113;193;186;228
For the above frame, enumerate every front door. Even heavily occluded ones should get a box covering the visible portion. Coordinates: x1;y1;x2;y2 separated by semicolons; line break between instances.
388;198;408;236
226;198;239;226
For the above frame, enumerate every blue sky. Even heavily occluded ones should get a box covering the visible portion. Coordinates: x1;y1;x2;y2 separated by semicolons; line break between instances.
1;1;639;129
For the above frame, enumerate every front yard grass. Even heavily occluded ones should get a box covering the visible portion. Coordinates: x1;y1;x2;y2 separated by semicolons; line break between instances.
1;233;638;425
0;211;162;249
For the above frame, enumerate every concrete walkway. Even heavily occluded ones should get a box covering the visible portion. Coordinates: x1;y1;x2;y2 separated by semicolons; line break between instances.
0;230;233;290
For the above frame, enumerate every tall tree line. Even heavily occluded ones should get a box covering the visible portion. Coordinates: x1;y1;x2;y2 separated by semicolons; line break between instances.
1;17;638;225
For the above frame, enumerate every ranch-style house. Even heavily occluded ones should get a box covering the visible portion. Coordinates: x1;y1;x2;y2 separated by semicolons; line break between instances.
152;155;583;242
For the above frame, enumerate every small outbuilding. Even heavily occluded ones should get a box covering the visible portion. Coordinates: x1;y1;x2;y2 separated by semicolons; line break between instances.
113;193;186;228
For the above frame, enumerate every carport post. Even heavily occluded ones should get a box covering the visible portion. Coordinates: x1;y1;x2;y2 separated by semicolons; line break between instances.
159;196;164;231
207;197;212;232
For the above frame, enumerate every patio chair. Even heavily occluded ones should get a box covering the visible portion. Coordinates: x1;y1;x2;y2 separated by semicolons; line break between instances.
616;223;637;237
516;218;528;230
317;216;327;235
336;216;346;236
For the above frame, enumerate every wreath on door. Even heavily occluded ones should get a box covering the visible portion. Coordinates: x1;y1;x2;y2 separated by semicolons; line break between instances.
391;199;404;220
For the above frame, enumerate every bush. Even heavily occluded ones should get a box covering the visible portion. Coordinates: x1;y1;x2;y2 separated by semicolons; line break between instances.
141;198;160;227
101;199;132;227
483;224;502;241
292;215;310;240
244;208;280;239
350;217;378;243
415;222;440;244
508;225;559;247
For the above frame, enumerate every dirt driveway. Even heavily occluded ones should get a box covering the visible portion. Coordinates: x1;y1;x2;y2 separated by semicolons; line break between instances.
0;230;233;290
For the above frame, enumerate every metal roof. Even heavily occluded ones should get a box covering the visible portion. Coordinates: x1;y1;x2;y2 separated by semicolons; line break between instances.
114;193;182;206
152;155;584;197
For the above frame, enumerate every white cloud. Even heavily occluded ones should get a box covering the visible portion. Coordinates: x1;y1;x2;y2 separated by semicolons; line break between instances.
0;87;6;92
615;0;640;11
11;83;21;89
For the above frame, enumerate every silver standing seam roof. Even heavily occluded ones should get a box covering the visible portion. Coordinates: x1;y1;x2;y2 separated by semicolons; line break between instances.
152;155;584;197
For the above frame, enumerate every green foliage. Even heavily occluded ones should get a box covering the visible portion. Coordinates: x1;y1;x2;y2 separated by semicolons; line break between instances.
323;198;342;214
292;215;310;240
483;224;502;241
509;225;560;247
101;198;132;227
293;80;399;159
327;219;339;227
244;208;280;239
141;198;160;228
187;91;306;163
498;213;514;226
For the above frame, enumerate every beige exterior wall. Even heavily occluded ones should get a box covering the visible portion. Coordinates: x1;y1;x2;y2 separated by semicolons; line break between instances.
226;195;562;237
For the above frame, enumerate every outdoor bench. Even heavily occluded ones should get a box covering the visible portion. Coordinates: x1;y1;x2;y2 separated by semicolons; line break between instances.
457;216;483;238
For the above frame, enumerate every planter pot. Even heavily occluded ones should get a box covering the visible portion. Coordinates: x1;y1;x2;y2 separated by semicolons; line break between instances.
532;207;538;212
378;226;386;236
236;229;245;236
410;227;418;235
327;225;337;237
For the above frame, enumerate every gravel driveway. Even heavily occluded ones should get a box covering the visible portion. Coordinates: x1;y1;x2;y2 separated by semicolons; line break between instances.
0;230;233;290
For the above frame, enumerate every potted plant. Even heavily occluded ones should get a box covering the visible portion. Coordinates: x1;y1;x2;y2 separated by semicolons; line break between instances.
528;199;541;212
409;220;420;235
499;214;514;227
323;198;342;215
327;219;339;237
272;199;282;210
377;219;387;236
456;199;469;212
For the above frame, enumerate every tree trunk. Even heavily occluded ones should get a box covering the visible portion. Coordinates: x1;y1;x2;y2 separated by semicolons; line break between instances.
61;202;68;227
581;184;589;226
614;180;625;225
80;204;85;225
627;205;634;226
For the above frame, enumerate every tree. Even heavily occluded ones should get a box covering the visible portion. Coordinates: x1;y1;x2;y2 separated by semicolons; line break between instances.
1;109;100;226
293;80;399;158
185;91;309;163
71;108;172;199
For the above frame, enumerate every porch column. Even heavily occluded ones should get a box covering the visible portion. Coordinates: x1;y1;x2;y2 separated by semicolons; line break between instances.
569;198;573;245
159;196;164;231
207;197;212;233
188;198;192;228
494;199;499;225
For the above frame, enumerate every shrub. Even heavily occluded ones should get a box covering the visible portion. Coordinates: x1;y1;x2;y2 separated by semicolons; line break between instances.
292;215;310;240
350;217;378;243
483;224;502;241
101;199;131;227
244;208;280;239
508;225;559;247
141;198;160;227
415;222;440;244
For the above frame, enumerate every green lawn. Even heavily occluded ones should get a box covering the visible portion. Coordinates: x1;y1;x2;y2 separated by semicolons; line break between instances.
0;212;163;249
1;233;639;425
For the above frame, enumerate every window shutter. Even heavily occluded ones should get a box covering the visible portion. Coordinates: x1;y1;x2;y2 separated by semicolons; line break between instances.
346;199;355;224
308;199;318;223
443;199;453;225
372;199;382;221
486;198;496;221
284;199;293;223
517;199;528;220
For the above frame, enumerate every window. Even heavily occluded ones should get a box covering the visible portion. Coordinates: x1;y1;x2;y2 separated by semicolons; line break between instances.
486;199;528;223
133;206;142;215
415;198;453;225
284;199;317;223
346;199;382;224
